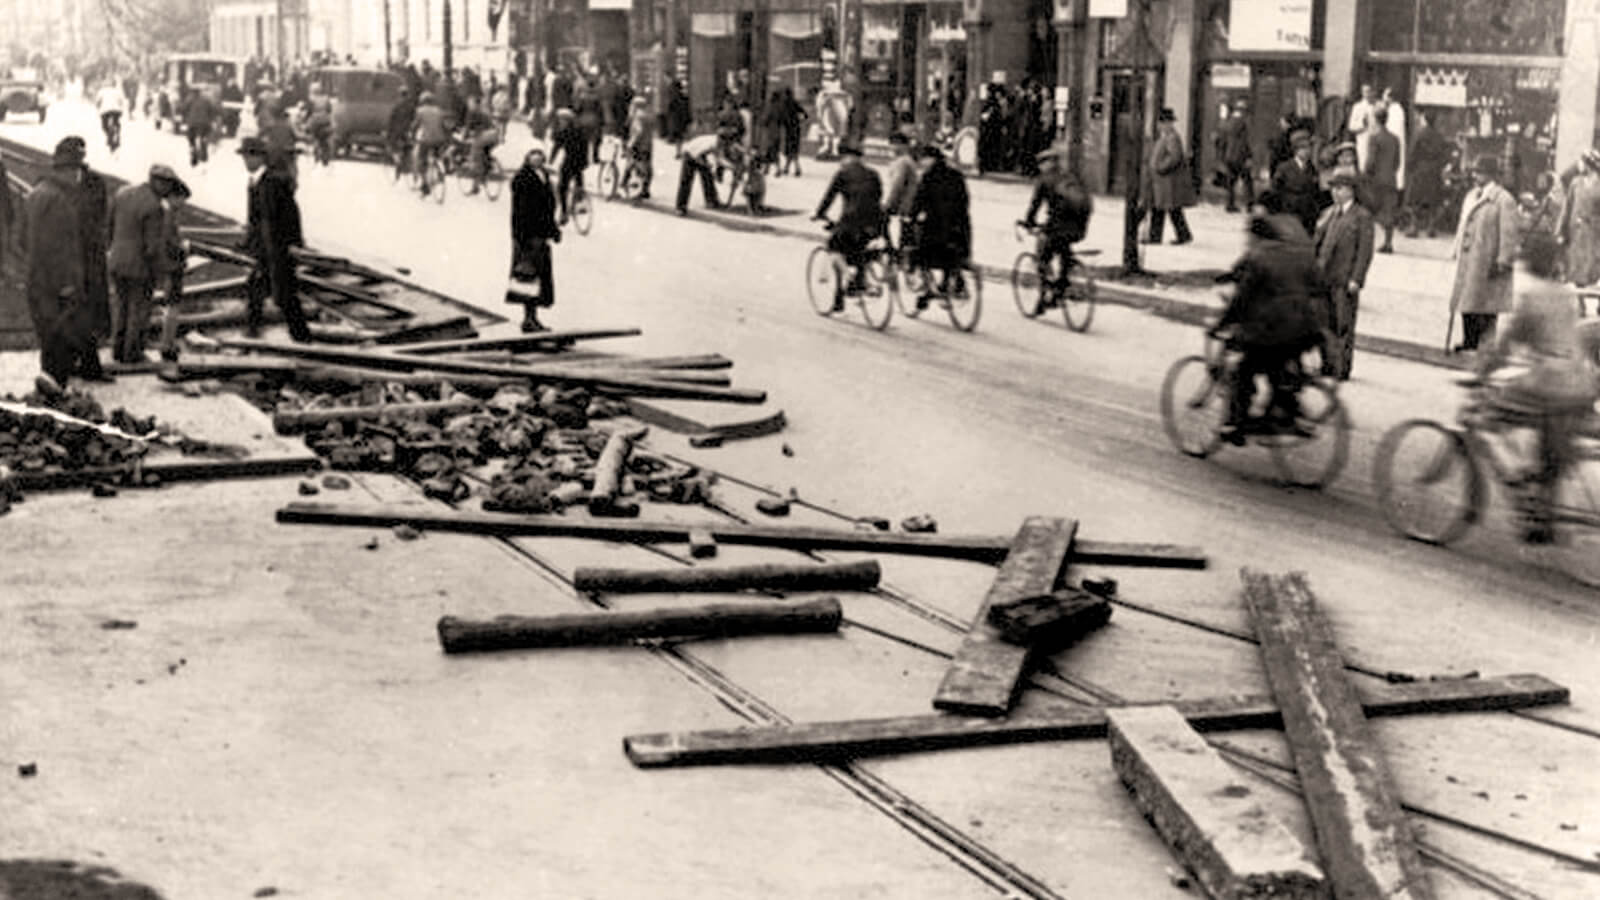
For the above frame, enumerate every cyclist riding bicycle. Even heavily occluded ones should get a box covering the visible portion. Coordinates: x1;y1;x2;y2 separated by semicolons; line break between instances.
387;87;418;171
550;107;590;224
1470;232;1600;543
1212;212;1326;445
411;92;450;195
908;143;973;302
812;141;885;311
882;132;920;253
460;96;500;190
307;94;334;163
1020;149;1092;292
96;79;126;148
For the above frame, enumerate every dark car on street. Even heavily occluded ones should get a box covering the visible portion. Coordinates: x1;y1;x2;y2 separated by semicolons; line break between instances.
0;71;48;123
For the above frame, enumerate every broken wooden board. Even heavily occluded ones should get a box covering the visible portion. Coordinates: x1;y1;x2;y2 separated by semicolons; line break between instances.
1106;704;1325;900
987;589;1111;648
273;502;1207;568
620;673;1568;768
437;596;843;653
626;399;788;443
1240;569;1434;900
218;339;767;404
932;518;1078;717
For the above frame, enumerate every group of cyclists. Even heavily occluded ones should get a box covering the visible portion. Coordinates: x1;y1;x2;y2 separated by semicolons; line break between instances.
385;88;505;198
812;132;1093;315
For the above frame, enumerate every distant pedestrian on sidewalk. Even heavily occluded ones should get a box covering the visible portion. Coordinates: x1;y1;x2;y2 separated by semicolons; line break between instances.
508;144;561;333
1449;155;1520;353
1214;99;1253;212
107;165;184;363
1312;172;1375;380
1560;151;1600;289
1405;110;1449;238
238;136;311;342
1144;108;1194;245
1363;107;1402;253
1272;131;1321;238
181;88;218;167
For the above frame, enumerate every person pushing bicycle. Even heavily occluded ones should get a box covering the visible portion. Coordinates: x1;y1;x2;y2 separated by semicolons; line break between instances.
1212;211;1326;444
812;141;884;311
1019;148;1092;295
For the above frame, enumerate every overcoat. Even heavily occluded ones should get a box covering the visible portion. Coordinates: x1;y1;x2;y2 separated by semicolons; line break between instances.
1146;128;1194;210
1561;172;1600;286
22;170;88;344
106;182;165;281
1450;182;1521;315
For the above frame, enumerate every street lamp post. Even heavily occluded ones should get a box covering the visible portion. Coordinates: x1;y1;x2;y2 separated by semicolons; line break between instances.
443;0;454;75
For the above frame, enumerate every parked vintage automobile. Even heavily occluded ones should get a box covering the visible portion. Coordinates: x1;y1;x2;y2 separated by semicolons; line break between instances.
155;53;247;137
0;70;47;123
304;66;405;157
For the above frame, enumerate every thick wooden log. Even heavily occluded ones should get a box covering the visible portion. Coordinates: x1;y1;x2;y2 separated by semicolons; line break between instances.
1240;570;1434;900
272;399;482;434
219;339;766;404
932;517;1078;717
397;329;645;355
621;673;1569;768
274;502;1207;567
437;596;843;653
1107;705;1325;900
573;560;881;594
588;427;647;515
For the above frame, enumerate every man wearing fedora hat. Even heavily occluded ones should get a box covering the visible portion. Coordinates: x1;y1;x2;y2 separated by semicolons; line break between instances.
1449;154;1521;352
1313;171;1375;380
107;164;188;362
238;136;311;342
1144;108;1194;245
1272;130;1321;238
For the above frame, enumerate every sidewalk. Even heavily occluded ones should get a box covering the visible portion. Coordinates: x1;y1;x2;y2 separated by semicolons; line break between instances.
512;125;1466;370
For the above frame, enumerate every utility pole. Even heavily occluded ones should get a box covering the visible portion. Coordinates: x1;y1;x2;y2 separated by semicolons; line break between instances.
1121;0;1157;276
839;0;862;141
384;0;393;67
443;0;454;74
659;0;676;119
276;0;286;78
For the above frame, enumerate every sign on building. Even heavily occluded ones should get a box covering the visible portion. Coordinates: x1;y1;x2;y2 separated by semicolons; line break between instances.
1089;0;1128;16
1212;63;1251;89
1227;0;1312;51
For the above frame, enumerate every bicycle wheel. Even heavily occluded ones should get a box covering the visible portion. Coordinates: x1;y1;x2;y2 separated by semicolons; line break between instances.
454;159;479;196
1267;381;1351;488
1011;252;1044;318
952;128;978;171
944;266;982;332
429;159;448;204
895;264;927;318
620;162;646;200
483;158;505;201
1373;419;1483;545
1060;268;1097;333
598;161;620;200
1160;355;1228;458
1552;462;1600;586
570;189;593;235
806;247;841;316
858;256;896;331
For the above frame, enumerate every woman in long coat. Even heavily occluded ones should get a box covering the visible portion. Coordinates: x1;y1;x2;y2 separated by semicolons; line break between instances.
507;146;561;333
1560;152;1600;287
1449;156;1521;351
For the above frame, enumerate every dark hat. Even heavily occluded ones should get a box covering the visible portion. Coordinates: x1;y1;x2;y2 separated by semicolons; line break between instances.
237;136;268;156
167;178;192;200
1328;171;1359;188
1158;107;1177;122
917;143;945;161
1474;155;1502;177
888;131;910;146
1289;129;1311;148
149;163;180;183
838;141;863;157
52;136;86;167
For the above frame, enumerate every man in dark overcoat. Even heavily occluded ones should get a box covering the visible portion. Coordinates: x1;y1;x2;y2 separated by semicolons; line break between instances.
239;136;311;341
1145;108;1194;244
22;139;98;389
1363;106;1402;253
507;145;561;333
1405;110;1450;238
107;164;181;362
908;144;972;301
1215;99;1254;212
1271;132;1321;239
1312;172;1375;380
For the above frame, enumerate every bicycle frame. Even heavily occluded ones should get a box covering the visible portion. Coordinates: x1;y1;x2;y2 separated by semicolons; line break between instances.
1452;400;1600;529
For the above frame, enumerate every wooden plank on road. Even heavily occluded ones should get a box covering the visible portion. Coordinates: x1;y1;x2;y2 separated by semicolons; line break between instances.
621;673;1568;768
275;502;1207;568
1107;705;1325;900
932;518;1078;716
1240;569;1435;900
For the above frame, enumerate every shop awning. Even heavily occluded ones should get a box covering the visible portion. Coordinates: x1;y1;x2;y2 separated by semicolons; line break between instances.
691;12;736;38
770;12;819;40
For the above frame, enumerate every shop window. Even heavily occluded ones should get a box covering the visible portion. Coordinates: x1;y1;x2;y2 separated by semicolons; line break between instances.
1418;0;1563;56
1368;0;1416;54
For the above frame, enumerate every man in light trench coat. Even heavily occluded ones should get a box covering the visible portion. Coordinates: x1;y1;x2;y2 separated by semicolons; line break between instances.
1449;155;1521;353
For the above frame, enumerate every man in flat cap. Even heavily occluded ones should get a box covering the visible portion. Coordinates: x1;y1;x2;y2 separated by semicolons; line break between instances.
1272;130;1321;238
107;164;187;362
1449;154;1520;353
22;137;108;391
1312;171;1374;380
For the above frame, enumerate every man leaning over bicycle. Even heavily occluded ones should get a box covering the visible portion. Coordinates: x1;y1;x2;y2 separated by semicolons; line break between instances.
1019;148;1092;298
1467;232;1600;543
1211;209;1326;445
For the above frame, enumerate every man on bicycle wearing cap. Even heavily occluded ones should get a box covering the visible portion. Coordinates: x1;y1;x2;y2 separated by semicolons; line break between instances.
411;92;449;196
460;96;500;194
1019;148;1092;308
812;142;884;310
550;108;589;224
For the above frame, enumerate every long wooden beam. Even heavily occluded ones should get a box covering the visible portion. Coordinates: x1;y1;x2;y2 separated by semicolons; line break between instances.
396;329;645;355
218;339;766;404
437;597;843;653
932;517;1078;717
274;502;1208;568
1241;570;1434;900
572;560;882;594
11;452;322;492
620;674;1569;768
